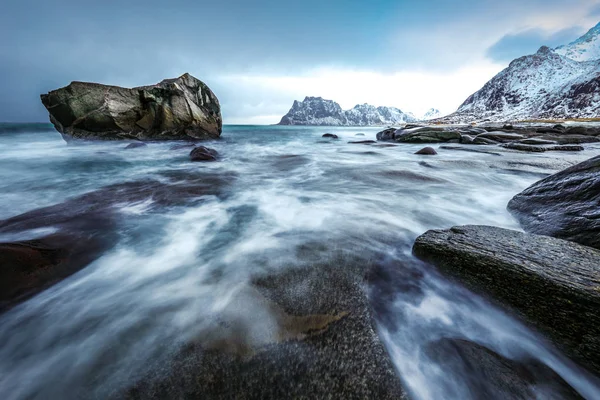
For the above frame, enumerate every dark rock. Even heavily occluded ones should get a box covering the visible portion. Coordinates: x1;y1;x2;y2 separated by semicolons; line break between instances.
425;338;582;400
502;124;514;130
415;146;437;155
473;137;498;145
0;173;235;312
501;143;583;152
475;131;525;142
553;124;566;131
124;142;147;149
413;225;600;376
322;133;339;139
404;124;424;129
169;143;197;151
518;138;557;145
508;155;600;249
121;254;407;399
565;126;589;135
348;140;377;144
460;134;475;144
376;128;396;141
538;134;600;144
394;127;461;143
40;73;222;141
190;146;219;162
0;232;113;312
355;133;366;136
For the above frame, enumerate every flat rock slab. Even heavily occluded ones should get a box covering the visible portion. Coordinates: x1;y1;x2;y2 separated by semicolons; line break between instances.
508;155;600;249
413;225;600;376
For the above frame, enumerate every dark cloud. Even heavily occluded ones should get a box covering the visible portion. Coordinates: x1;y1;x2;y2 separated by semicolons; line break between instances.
485;26;585;63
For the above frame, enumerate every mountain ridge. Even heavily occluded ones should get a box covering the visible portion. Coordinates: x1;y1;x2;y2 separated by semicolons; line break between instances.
440;22;600;123
278;96;417;126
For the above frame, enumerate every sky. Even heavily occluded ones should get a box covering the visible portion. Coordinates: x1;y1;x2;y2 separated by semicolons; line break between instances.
1;0;599;124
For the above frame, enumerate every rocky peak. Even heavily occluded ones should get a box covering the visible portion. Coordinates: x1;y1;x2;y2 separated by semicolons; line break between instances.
278;97;416;126
555;21;600;62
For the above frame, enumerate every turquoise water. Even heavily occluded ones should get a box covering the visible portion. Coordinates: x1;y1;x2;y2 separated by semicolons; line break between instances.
0;124;599;399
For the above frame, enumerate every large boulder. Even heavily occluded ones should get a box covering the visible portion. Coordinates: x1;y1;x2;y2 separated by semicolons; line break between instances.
508;155;600;249
40;73;222;141
412;225;600;376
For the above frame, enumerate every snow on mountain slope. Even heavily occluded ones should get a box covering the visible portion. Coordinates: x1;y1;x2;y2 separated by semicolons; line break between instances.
555;22;600;62
442;21;600;122
455;46;600;120
278;97;417;126
421;108;442;120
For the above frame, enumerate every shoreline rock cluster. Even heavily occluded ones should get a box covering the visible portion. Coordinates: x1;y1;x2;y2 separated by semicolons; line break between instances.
377;123;600;152
412;156;600;377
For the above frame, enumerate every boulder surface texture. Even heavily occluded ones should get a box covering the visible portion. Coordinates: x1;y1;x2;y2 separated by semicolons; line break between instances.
40;73;222;141
508;155;600;249
413;225;600;376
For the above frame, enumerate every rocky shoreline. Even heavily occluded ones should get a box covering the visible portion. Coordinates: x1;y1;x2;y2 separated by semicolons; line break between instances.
412;154;600;378
376;123;600;151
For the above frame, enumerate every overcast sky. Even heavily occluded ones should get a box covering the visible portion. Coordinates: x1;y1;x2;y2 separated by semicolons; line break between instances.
1;0;599;124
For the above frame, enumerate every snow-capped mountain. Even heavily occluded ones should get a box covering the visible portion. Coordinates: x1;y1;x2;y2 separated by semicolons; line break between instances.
278;97;417;126
446;22;600;122
421;108;442;120
555;22;600;62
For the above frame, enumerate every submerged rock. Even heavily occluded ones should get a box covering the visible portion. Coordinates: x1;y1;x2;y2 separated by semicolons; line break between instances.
0;173;235;312
413;225;600;376
425;338;582;399
322;133;339;139
508;155;600;249
121;254;408;399
190;146;219;162
415;146;437;155
40;73;222;141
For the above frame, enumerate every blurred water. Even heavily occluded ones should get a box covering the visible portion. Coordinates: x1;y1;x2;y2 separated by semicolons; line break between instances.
0;125;599;399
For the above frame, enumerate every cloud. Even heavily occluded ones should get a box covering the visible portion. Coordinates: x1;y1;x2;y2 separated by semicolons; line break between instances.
486;27;585;63
0;0;598;123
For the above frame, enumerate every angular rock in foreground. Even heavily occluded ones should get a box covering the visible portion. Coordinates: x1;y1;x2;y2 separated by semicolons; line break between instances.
508;155;600;249
41;73;222;141
412;225;600;375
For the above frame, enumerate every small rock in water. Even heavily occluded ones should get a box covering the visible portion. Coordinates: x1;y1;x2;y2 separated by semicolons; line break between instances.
355;133;366;136
190;146;219;162
415;146;437;155
322;133;339;139
124;142;147;149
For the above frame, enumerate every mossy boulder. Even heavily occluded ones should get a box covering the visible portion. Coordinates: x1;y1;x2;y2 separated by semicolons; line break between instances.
40;73;222;141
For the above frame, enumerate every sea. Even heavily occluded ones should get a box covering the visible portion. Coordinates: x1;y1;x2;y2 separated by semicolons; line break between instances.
0;123;599;399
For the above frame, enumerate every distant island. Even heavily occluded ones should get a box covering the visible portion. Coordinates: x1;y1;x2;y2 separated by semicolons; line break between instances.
277;96;427;126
